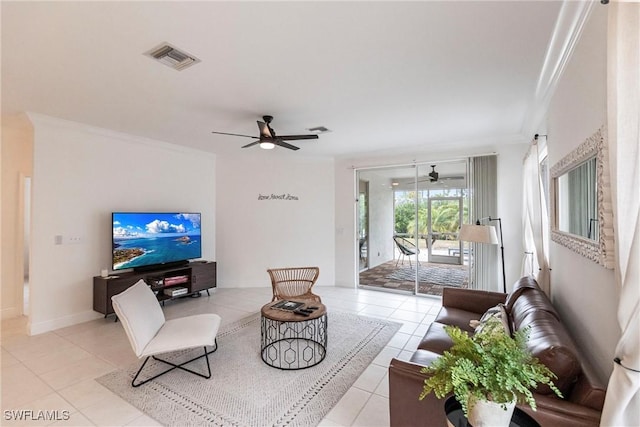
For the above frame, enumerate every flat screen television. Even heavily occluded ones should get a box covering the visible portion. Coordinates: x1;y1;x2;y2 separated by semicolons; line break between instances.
112;212;202;271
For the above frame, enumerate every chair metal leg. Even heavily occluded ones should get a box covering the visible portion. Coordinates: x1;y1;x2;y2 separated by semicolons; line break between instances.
396;252;412;268
396;252;405;267
131;339;218;387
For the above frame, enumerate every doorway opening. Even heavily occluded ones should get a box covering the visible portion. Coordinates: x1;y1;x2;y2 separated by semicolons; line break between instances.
21;175;32;315
356;161;469;297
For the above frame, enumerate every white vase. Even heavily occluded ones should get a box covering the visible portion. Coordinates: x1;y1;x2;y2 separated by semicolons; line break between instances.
467;398;515;427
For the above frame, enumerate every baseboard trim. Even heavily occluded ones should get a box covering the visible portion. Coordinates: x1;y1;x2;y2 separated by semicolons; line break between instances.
335;281;356;289
28;310;103;336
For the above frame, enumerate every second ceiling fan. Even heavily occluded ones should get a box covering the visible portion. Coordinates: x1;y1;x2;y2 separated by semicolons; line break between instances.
211;115;318;151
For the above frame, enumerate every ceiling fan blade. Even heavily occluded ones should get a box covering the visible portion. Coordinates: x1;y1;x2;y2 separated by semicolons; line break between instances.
274;140;300;151
241;141;261;149
278;134;319;141
211;131;258;139
257;121;273;139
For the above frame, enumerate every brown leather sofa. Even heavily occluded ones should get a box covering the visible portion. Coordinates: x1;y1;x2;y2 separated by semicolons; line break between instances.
388;277;606;426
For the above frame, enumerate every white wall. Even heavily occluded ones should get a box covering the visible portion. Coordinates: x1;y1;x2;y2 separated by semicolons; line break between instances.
28;114;216;334
545;7;618;381
215;151;335;288
335;144;527;289
359;171;394;269
496;144;530;289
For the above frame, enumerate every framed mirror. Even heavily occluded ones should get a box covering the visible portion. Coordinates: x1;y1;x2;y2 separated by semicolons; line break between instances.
550;126;614;269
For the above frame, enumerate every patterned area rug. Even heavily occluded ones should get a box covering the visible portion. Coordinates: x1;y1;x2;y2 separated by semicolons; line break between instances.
97;312;400;427
386;266;468;287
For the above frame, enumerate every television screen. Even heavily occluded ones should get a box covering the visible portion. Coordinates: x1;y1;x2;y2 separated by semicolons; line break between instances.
112;212;202;271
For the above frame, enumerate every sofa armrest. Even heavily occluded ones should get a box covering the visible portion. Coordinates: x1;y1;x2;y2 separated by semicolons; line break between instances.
389;355;450;427
519;393;602;427
441;287;506;313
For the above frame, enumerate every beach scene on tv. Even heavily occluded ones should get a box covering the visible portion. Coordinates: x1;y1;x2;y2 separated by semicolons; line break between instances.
113;213;201;270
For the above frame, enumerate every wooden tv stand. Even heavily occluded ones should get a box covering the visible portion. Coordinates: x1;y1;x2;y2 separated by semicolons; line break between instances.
93;261;216;318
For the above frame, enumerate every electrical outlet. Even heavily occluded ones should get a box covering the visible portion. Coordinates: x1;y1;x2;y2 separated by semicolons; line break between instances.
54;235;63;245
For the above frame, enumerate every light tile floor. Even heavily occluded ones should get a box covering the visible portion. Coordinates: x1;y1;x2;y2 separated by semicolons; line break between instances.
1;286;441;426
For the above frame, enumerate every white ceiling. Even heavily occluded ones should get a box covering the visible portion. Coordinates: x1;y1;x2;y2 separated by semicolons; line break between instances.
1;1;564;158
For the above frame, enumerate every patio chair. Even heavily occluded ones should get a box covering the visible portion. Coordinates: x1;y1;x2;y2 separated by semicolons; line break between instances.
359;237;367;262
111;280;221;387
267;267;321;302
393;235;420;267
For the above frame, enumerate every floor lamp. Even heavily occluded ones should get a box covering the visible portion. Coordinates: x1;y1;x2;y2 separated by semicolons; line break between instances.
459;216;506;293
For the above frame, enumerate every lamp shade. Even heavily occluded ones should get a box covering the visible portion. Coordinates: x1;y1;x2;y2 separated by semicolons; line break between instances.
459;224;499;244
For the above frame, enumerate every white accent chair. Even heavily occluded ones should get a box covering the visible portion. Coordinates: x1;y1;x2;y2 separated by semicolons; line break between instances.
111;280;221;387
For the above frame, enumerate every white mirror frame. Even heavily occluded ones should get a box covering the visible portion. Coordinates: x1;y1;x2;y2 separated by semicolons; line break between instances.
550;126;615;269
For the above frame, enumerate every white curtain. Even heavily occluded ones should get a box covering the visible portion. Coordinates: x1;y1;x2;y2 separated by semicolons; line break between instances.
521;139;551;295
469;155;499;291
601;3;640;426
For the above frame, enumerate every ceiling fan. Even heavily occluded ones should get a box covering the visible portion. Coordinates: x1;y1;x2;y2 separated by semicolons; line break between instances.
211;115;318;151
428;165;439;182
405;165;442;185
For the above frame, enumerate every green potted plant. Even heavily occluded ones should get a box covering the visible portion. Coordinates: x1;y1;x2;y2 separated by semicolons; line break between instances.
419;316;563;426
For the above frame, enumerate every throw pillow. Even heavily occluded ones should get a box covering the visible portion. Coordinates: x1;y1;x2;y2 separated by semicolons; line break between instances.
474;303;511;336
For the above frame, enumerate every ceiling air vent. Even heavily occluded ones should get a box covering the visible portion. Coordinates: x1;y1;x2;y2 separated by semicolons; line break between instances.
145;43;200;71
307;126;331;134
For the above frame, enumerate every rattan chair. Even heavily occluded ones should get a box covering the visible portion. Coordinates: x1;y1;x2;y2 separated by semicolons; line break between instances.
267;267;321;302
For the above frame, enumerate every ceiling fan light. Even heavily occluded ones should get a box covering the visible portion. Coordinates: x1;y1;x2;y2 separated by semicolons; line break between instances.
260;141;275;150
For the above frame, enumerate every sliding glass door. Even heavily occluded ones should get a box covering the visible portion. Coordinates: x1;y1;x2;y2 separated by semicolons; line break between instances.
358;180;369;271
357;161;468;297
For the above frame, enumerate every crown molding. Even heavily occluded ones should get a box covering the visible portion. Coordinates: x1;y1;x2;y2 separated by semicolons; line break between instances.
522;0;597;138
26;112;216;158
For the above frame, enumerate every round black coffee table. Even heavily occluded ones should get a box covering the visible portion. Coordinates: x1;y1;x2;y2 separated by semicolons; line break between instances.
444;397;540;427
260;300;327;370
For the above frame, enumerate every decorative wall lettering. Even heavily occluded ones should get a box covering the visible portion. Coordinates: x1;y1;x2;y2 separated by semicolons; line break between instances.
258;193;299;201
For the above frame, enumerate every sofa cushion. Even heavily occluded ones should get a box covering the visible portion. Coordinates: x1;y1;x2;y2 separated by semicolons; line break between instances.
510;290;561;332
435;307;479;333
417;322;454;354
516;310;582;395
409;348;441;366
505;276;540;312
